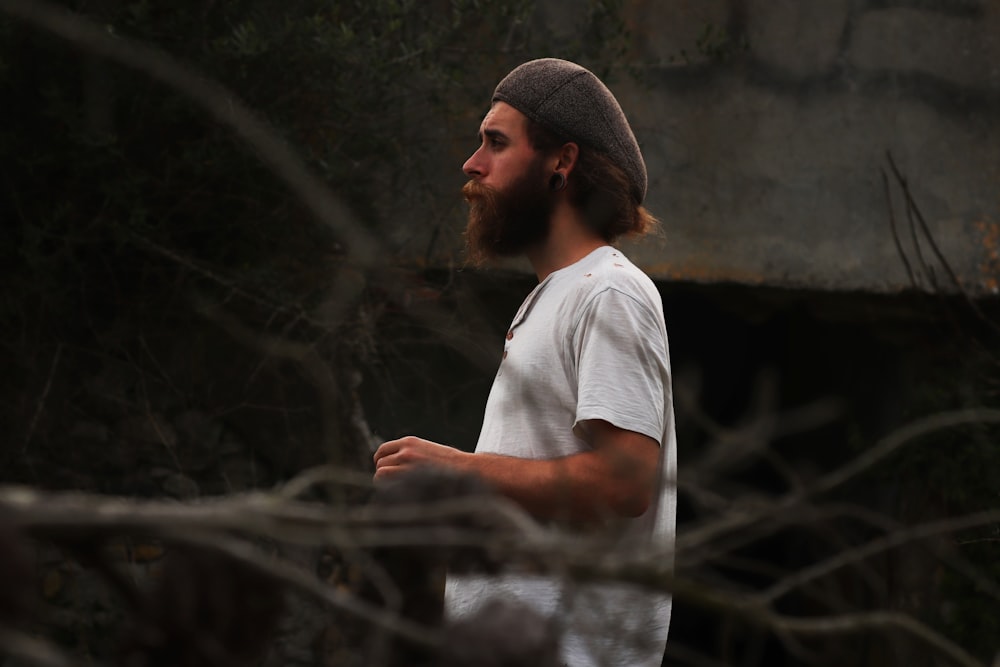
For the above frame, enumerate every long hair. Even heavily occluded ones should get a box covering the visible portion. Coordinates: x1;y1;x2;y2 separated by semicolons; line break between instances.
525;119;658;243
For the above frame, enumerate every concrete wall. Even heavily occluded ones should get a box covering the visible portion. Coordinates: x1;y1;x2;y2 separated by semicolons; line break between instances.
620;0;1000;294
394;0;1000;296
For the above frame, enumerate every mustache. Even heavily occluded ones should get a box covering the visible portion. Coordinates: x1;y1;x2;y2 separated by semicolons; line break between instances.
462;180;494;202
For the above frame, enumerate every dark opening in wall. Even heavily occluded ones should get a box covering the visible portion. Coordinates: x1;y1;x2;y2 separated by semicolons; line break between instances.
660;282;999;666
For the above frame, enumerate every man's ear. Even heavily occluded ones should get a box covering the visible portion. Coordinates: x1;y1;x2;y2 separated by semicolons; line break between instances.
555;142;579;177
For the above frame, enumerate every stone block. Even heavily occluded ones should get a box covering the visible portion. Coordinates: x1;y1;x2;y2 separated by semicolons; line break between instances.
848;6;1000;90
623;0;731;65
745;0;850;76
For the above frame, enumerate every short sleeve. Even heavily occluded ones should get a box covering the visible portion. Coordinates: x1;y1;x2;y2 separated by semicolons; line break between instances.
571;287;669;445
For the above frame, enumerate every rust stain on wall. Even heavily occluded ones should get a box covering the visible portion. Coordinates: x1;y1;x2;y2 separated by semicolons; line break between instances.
640;261;769;286
975;219;1000;295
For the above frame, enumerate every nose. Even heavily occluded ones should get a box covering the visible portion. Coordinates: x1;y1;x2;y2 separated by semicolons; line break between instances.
463;147;484;179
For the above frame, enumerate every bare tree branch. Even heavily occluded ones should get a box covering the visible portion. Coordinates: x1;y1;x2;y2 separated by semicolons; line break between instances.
882;167;917;288
1;461;993;667
21;342;63;455
0;0;381;267
679;409;1000;554
0;626;85;667
762;610;984;667
755;508;1000;605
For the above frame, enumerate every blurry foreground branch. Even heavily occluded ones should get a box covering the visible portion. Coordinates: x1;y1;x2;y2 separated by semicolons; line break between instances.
1;427;996;667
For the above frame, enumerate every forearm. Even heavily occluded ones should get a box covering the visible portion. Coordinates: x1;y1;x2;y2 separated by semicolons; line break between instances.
455;450;653;521
372;427;658;522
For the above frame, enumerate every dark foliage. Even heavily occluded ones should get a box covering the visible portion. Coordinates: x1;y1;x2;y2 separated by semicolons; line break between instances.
0;0;631;487
0;516;36;627
0;0;632;663
117;546;285;667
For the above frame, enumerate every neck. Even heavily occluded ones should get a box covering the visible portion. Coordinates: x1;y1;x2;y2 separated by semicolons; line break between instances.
524;201;606;281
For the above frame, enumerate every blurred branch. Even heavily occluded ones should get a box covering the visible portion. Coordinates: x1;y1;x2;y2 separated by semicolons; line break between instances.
563;560;985;667
0;0;382;268
763;610;983;667
755;508;1000;605
680;408;1000;555
133;236;324;328
0;627;82;667
1;456;994;666
164;528;438;649
805;408;1000;498
0;486;539;552
0;0;507;381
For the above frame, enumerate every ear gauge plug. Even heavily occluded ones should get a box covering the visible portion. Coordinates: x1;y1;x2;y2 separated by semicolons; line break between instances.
549;172;567;192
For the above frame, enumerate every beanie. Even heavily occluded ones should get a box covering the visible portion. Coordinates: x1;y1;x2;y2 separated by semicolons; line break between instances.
492;58;647;204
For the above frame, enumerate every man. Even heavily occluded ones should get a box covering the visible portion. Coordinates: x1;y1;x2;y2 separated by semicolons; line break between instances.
374;58;676;666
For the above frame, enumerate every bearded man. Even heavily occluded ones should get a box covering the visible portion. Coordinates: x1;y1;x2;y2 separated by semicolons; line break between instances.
374;58;676;667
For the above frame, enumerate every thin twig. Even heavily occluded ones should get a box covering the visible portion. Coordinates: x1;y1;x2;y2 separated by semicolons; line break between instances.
887;152;958;292
21;342;63;454
756;508;1000;605
956;537;1000;545
762;610;984;667
679;408;1000;553
135;236;322;329
807;409;1000;498
278;464;374;499
163;528;439;648
882;167;917;288
903;168;935;289
562;562;985;667
885;151;1000;339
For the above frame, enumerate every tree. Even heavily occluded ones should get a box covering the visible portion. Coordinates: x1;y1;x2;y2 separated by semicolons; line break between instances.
0;1;997;665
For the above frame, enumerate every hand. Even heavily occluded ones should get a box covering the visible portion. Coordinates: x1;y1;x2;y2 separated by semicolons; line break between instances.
372;436;467;481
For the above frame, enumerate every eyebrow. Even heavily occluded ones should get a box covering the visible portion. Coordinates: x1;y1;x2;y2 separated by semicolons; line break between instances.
478;128;509;143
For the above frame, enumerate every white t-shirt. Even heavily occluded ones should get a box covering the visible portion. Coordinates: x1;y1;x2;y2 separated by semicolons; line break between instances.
445;245;677;667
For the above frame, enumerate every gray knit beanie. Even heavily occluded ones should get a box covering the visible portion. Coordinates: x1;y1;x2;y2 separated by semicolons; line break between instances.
492;58;647;204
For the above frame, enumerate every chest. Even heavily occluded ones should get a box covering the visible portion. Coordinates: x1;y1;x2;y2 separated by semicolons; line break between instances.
496;286;578;388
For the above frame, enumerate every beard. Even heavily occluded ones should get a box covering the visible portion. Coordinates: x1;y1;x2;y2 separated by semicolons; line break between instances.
462;158;555;265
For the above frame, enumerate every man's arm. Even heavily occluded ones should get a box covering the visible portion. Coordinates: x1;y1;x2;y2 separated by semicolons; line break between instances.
372;419;659;521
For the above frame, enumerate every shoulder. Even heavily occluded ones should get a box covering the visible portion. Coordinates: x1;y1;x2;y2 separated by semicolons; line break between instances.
544;247;663;332
577;248;662;315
